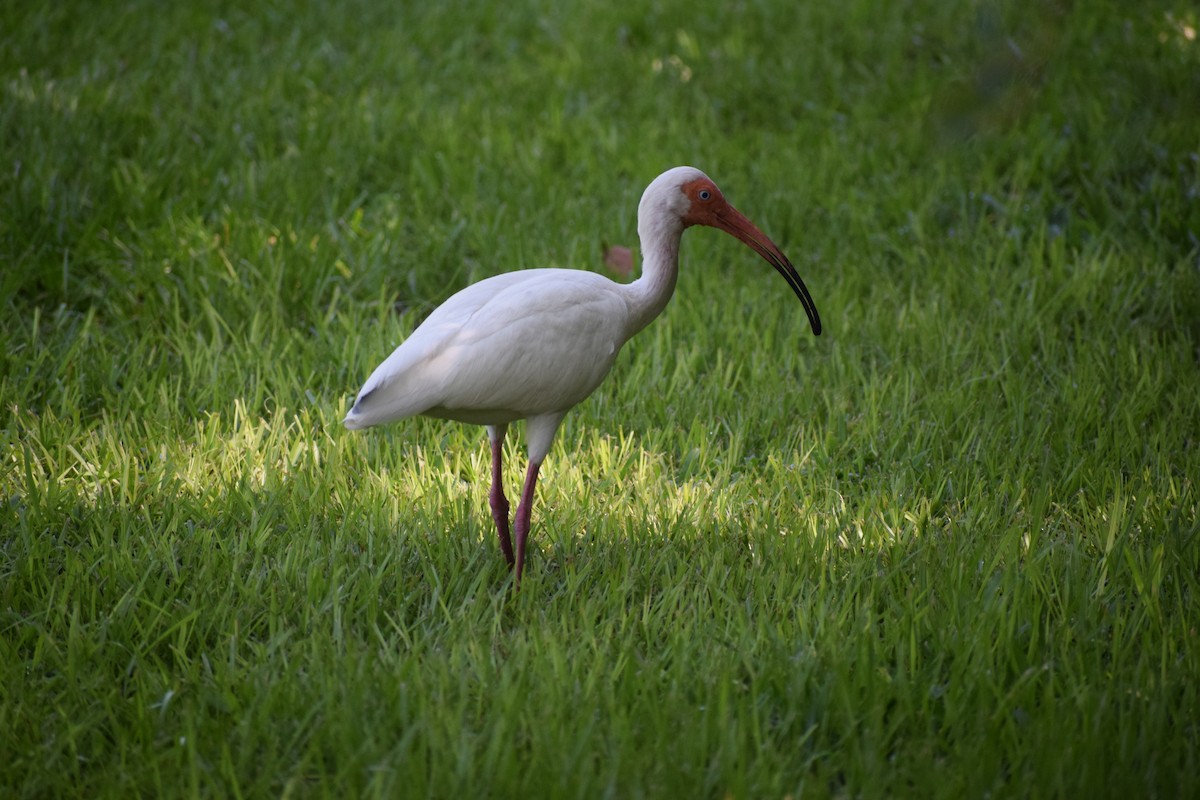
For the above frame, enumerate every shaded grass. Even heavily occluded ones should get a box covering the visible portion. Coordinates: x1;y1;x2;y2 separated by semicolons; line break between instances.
3;0;1200;796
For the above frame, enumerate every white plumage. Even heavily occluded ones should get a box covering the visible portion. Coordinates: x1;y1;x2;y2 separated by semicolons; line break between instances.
345;166;821;584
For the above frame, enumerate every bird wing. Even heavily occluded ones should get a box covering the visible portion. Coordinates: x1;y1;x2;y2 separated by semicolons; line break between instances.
345;269;631;428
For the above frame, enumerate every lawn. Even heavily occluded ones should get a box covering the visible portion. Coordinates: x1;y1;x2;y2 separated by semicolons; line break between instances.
2;0;1199;796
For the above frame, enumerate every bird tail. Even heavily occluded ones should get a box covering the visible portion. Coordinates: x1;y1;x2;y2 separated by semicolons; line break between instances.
342;388;378;430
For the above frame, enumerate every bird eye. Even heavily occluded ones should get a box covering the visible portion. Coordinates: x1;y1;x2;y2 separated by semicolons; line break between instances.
699;189;712;200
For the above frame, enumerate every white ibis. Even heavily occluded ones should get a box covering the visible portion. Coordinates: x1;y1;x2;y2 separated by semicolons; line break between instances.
345;166;821;584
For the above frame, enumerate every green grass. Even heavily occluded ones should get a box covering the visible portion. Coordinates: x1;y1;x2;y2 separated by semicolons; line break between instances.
3;0;1199;796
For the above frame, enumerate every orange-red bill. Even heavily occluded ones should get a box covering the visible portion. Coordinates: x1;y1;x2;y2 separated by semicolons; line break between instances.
712;206;822;336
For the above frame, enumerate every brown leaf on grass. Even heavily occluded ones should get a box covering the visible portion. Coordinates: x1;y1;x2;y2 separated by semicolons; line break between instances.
603;245;634;277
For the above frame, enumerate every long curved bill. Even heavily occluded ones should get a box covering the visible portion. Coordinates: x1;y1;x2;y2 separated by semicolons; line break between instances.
713;206;822;336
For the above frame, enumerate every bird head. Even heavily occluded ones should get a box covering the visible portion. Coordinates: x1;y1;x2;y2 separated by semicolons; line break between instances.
640;166;822;336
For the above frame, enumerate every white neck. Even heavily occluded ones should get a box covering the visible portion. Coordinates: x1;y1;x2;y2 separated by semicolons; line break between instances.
621;211;684;338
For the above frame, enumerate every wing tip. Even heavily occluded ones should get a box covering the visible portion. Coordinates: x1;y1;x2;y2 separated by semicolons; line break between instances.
342;388;375;430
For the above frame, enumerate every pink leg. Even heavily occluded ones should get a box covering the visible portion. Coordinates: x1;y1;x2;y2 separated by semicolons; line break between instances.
487;426;514;567
513;459;543;586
